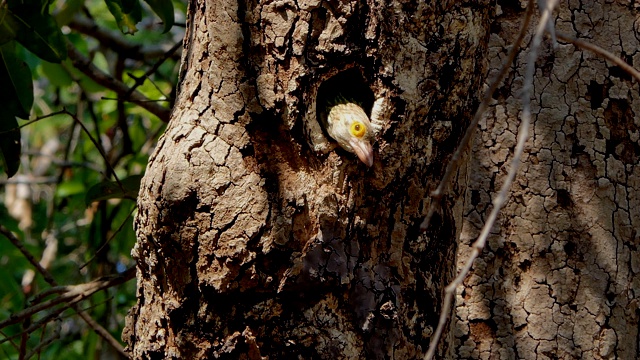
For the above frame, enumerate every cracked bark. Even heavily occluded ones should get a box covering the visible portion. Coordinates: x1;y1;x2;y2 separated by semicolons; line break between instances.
123;0;491;359
456;2;640;359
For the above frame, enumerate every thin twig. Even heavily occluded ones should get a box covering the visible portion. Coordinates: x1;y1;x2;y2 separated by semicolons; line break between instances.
0;303;68;346
124;39;183;100
18;318;27;360
68;17;179;61
556;33;640;82
61;109;124;189
100;96;171;103
66;43;171;121
80;205;136;270
0;176;59;184
0;110;67;136
0;268;135;330
423;0;559;358
420;0;535;231
77;311;127;357
0;226;57;285
1;106;129;189
0;328;20;350
23;320;60;360
0;226;132;358
29;284;78;305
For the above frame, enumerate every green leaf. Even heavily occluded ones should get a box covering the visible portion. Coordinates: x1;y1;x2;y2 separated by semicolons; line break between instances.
143;0;174;33
105;0;142;35
8;7;67;62
56;180;86;197
0;42;33;119
41;60;73;87
0;112;21;178
0;7;19;45
55;0;85;27
85;175;142;206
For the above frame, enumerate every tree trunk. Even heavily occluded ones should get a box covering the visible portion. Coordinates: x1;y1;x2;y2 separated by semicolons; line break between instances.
455;1;640;359
123;0;490;358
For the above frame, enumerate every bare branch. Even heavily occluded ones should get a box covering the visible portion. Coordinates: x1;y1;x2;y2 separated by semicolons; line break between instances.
0;268;135;330
0;305;67;346
557;33;640;82
0;226;57;285
0;328;19;350
61;109;124;189
124;39;183;100
0;110;67;136
0;176;58;184
23;320;60;360
0;226;134;358
68;17;180;62
77;310;127;357
66;43;171;121
80;206;136;270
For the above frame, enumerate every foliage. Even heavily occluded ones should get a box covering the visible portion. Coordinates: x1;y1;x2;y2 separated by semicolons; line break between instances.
0;0;183;358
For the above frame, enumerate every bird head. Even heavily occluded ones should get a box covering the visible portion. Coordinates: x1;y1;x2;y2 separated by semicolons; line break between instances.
326;102;374;167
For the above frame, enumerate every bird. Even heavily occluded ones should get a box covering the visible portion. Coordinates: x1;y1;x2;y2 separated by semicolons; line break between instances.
325;102;375;167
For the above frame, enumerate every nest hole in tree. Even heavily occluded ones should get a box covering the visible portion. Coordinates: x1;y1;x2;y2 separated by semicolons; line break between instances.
315;68;375;132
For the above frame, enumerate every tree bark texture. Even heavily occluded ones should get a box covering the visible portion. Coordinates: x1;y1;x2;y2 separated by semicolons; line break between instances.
455;2;640;359
123;0;491;359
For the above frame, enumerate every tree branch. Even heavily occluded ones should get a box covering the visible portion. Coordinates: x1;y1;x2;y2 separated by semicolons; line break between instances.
66;43;171;121
0;226;133;358
68;16;181;62
0;225;57;286
0;267;135;330
556;32;640;82
125;39;182;102
23;320;60;359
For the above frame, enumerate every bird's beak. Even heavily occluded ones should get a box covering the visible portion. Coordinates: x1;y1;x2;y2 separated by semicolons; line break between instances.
349;139;374;167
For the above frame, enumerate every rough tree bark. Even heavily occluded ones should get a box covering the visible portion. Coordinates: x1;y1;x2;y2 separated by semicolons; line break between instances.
123;0;491;359
455;1;640;359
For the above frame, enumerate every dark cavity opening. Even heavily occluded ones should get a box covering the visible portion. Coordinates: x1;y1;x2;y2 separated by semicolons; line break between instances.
316;68;375;129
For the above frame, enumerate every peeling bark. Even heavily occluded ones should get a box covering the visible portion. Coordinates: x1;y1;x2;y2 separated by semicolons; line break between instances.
456;2;640;359
124;0;490;359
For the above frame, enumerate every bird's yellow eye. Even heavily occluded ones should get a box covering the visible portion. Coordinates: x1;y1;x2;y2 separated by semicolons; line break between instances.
350;121;366;138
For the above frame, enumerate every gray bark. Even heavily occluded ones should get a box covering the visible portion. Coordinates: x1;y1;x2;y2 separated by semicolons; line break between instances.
456;1;640;359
